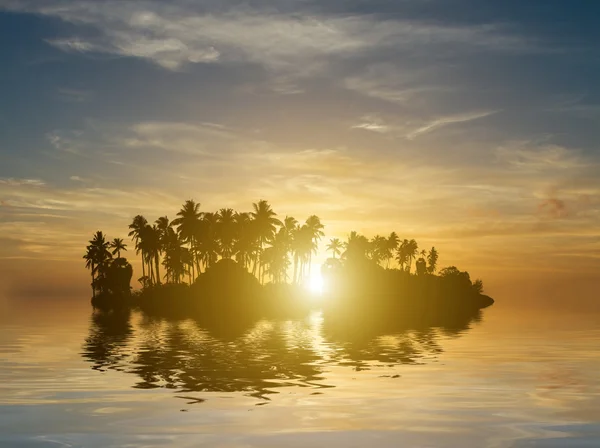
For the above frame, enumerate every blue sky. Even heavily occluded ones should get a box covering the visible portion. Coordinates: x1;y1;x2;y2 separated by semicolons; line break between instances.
1;0;599;297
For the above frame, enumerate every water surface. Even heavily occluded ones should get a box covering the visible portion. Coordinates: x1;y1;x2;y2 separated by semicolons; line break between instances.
1;297;599;447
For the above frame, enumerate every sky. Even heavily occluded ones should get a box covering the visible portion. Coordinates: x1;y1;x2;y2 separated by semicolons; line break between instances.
0;0;599;300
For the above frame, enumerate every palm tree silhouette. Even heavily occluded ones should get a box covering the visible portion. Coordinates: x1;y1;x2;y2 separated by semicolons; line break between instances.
155;216;172;246
343;231;370;262
397;239;418;273
128;215;148;280
83;247;97;298
386;232;400;268
154;216;172;281
85;200;475;299
292;225;313;283
304;215;324;278
84;231;112;296
370;235;388;265
216;208;236;259
407;239;418;273
407;240;419;272
162;227;189;284
262;228;291;283
427;247;439;274
110;238;127;259
197;212;219;270
251;200;282;283
232;212;256;270
326;238;343;259
136;224;161;285
148;225;162;285
172;200;202;279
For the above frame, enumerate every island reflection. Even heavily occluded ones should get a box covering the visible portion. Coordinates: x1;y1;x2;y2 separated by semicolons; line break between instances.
82;306;483;401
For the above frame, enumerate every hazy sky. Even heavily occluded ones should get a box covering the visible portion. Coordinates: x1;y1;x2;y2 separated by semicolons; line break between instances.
1;1;599;298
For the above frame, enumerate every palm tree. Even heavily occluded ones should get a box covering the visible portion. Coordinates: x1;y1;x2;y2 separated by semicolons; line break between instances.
138;224;161;285
343;231;370;263
304;215;324;277
83;247;97;298
154;216;172;280
292;225;313;283
172;200;202;279
280;217;300;283
262;229;290;284
406;239;418;273
148;225;162;285
216;208;236;259
326;238;343;259
110;238;127;258
282;216;298;254
128;215;148;280
155;216;172;245
232;212;256;270
386;232;400;268
196;212;220;270
251;200;282;283
162;227;188;284
84;231;112;296
397;239;418;273
283;216;298;233
370;235;389;265
396;248;408;271
427;247;439;274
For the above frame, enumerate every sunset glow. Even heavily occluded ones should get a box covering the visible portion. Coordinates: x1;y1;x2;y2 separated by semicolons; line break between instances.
0;2;598;301
307;270;325;296
2;3;600;448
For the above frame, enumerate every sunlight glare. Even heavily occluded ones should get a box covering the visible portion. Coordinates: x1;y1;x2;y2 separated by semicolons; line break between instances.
307;270;325;296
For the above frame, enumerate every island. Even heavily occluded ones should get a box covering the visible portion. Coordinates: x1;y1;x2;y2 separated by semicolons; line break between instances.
83;199;494;322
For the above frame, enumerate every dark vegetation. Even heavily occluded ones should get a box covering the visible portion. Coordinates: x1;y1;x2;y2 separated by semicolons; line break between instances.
83;199;494;317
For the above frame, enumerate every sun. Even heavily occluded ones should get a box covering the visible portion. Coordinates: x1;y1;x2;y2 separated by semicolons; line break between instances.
307;270;325;295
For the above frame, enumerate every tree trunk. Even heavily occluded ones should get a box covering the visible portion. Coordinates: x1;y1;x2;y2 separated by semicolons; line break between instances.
155;255;161;285
293;254;298;284
141;251;146;279
91;262;96;298
148;260;154;285
190;254;195;282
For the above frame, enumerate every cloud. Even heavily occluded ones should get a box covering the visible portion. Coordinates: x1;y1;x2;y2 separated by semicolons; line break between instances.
539;198;568;219
495;143;585;171
124;121;236;155
47;37;98;53
69;175;89;183
0;178;46;187
351;116;390;133
4;1;542;73
406;110;499;140
344;63;450;105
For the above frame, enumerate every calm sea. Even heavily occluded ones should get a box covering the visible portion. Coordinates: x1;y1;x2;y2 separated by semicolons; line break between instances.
1;296;599;447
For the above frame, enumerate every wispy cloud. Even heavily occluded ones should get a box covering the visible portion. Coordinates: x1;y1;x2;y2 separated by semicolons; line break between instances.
407;110;499;140
352;116;390;133
2;1;600;288
344;64;450;105
124;121;236;155
495;142;584;171
0;178;46;187
4;1;542;73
